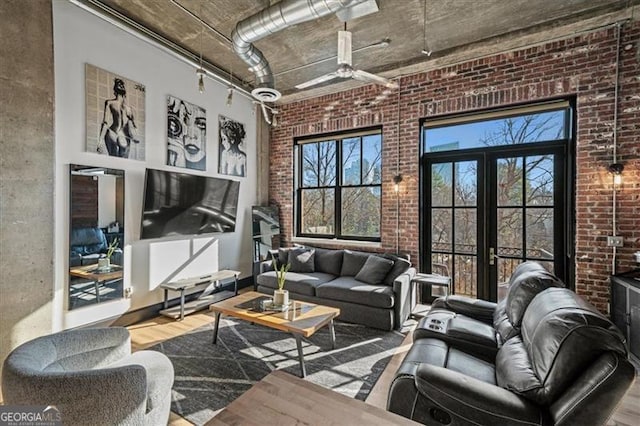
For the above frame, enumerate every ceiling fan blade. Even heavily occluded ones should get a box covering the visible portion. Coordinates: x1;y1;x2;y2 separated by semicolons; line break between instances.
352;69;398;89
295;72;340;89
337;30;352;66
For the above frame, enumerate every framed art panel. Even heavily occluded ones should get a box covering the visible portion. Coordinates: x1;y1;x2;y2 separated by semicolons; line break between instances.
167;95;207;171
218;115;246;177
85;64;145;160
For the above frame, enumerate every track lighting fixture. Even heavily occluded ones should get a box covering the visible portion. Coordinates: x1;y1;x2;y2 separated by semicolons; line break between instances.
196;1;205;93
226;87;234;106
421;0;432;57
196;68;205;93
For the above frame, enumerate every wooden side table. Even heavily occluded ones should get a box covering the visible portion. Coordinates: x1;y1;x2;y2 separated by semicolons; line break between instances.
411;273;451;318
159;269;240;320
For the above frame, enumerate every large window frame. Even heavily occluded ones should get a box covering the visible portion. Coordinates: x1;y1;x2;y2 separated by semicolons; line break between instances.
419;100;576;299
294;128;383;242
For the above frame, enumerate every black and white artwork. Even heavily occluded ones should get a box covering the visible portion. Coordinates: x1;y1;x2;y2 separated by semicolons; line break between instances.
86;64;146;160
167;95;207;171
218;115;247;177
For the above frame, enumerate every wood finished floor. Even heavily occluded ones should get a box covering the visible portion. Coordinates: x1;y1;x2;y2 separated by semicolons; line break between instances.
129;311;639;426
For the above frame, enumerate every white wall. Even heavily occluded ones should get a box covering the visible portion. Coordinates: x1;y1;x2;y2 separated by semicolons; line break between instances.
52;1;258;329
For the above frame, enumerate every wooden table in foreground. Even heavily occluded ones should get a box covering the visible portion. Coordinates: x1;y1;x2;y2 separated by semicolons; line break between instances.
206;370;418;426
209;291;340;377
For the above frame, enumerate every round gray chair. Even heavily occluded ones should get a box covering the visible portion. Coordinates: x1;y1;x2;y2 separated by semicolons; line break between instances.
2;327;174;426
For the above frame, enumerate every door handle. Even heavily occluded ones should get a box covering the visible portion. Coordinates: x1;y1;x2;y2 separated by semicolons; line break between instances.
489;247;500;265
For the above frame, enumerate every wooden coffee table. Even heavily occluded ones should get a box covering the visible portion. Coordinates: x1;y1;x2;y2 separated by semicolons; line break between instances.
69;264;123;303
209;291;340;377
206;370;418;425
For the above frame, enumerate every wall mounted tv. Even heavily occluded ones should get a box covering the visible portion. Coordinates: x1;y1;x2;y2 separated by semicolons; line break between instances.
140;168;240;239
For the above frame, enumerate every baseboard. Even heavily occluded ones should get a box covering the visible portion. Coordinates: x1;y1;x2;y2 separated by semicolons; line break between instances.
111;276;253;327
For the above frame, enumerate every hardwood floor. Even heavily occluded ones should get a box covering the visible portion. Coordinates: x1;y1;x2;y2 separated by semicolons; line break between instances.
129;311;640;426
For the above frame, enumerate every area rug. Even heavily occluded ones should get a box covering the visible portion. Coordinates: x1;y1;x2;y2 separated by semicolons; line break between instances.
150;318;408;425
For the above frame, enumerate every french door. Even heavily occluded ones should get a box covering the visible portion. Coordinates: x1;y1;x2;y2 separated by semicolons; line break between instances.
423;144;570;301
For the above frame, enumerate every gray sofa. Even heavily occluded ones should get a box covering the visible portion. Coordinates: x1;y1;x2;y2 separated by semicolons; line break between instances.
256;247;416;330
2;327;174;426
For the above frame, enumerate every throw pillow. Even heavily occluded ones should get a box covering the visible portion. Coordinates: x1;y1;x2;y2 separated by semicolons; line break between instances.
382;254;411;286
355;255;395;285
277;247;292;268
267;249;280;268
340;250;371;276
288;247;315;273
313;247;343;276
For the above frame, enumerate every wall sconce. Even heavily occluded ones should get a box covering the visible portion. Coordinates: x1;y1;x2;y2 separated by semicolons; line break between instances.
608;163;624;186
393;174;403;192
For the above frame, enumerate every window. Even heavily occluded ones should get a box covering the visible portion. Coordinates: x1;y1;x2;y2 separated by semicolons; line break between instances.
423;102;569;153
420;100;574;300
295;129;382;241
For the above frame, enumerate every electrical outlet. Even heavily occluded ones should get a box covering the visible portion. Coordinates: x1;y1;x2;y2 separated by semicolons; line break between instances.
607;236;624;247
124;287;133;298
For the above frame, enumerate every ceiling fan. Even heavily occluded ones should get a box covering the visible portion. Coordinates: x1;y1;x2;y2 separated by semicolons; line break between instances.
295;25;398;90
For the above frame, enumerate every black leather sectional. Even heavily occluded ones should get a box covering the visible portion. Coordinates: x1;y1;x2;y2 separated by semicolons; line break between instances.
388;262;636;425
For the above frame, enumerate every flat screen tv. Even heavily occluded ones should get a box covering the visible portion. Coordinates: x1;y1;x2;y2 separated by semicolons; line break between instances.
140;168;240;239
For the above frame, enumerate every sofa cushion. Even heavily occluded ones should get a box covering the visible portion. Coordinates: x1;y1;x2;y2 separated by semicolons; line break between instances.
316;276;394;308
340;250;371;277
313;248;343;276
355;255;394;285
401;338;496;385
288;247;315;273
383;254;411;286
256;271;335;296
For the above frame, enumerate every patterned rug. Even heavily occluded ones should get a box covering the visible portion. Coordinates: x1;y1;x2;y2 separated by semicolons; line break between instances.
150;318;408;425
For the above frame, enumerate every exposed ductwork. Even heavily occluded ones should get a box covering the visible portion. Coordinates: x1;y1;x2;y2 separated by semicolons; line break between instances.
231;0;376;103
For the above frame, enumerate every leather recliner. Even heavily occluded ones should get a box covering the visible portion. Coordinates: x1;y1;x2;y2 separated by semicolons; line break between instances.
413;261;564;360
387;288;636;425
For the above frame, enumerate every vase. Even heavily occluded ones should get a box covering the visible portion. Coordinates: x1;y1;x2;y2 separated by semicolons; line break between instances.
273;289;289;306
98;258;110;271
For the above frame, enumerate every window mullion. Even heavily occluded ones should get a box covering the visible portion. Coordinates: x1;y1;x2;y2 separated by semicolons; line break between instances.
336;139;342;238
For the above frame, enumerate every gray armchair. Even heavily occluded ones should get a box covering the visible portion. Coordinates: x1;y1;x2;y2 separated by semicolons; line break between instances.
2;327;174;426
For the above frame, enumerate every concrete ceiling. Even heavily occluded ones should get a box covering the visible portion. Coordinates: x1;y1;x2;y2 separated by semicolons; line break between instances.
92;0;637;103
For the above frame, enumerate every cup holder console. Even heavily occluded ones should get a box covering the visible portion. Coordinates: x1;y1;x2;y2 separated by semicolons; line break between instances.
426;317;446;333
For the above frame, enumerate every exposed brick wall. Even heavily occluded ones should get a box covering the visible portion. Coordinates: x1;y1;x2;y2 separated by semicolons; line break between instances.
270;22;640;313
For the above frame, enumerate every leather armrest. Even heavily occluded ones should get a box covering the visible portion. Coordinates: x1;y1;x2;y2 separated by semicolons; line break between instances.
415;363;543;425
432;295;496;324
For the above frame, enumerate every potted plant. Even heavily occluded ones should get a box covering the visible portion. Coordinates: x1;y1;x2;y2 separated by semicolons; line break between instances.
98;237;119;271
272;257;290;306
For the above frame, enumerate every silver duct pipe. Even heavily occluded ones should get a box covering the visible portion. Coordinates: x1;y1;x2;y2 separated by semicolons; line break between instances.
232;0;369;102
